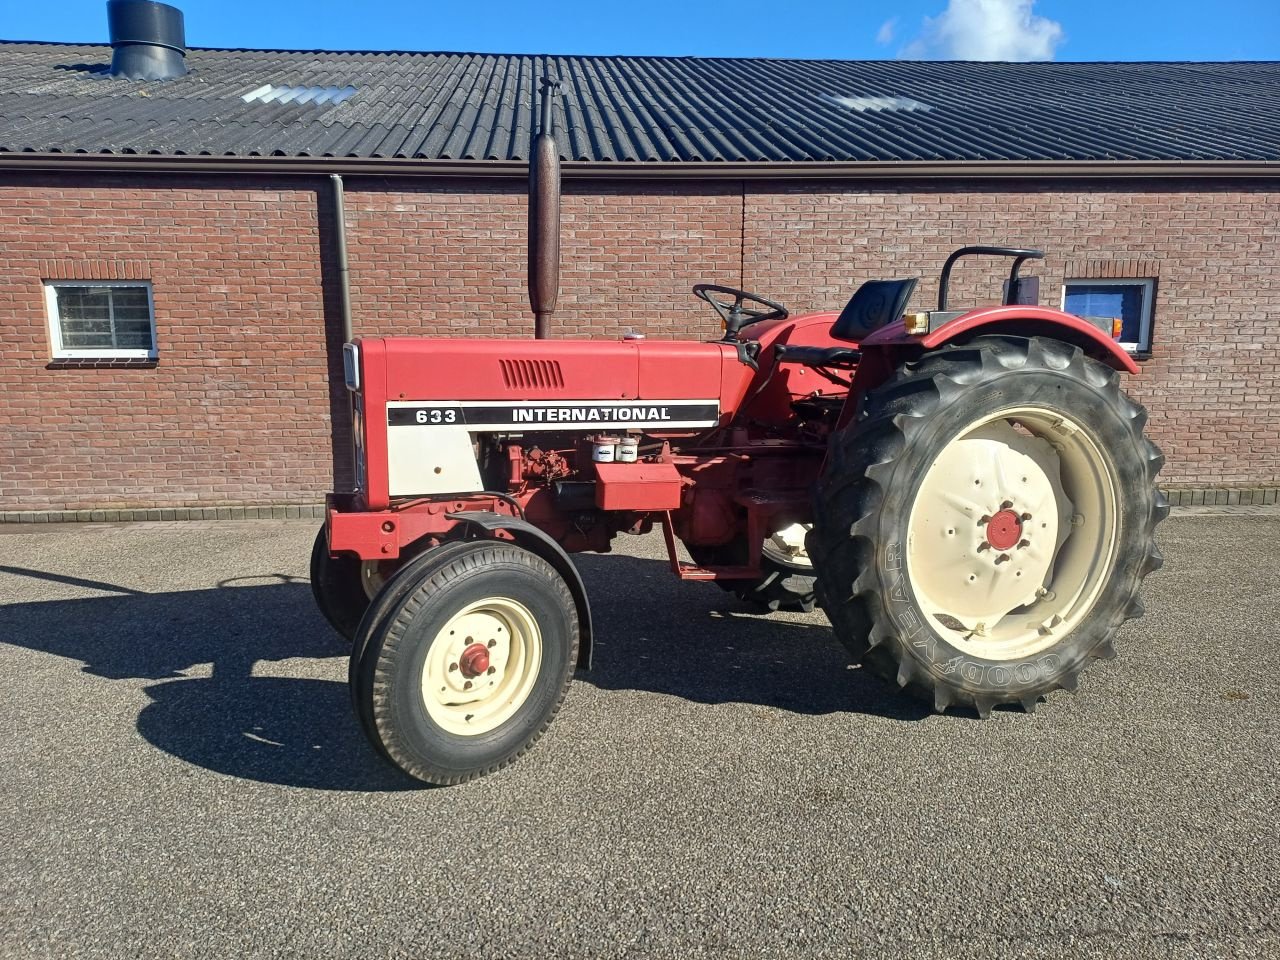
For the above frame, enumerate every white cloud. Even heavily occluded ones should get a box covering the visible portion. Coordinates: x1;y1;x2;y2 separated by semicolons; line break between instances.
876;18;897;46
900;0;1064;61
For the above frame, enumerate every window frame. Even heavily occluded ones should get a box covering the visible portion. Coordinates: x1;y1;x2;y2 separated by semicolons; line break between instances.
44;280;158;360
1060;277;1155;356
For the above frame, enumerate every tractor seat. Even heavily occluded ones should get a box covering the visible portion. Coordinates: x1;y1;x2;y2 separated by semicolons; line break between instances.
831;277;919;342
773;277;919;369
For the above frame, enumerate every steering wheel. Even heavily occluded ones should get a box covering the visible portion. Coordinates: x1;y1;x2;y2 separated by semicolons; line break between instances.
693;284;789;340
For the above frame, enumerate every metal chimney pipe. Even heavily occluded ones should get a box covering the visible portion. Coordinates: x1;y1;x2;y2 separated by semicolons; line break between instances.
528;76;562;339
107;0;188;81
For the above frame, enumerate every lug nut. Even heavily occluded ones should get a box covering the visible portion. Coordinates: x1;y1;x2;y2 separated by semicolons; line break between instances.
464;681;473;690
448;663;458;672
487;666;496;675
487;639;497;648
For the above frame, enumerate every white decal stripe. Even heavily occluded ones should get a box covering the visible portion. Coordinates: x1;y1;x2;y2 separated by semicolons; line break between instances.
387;399;720;431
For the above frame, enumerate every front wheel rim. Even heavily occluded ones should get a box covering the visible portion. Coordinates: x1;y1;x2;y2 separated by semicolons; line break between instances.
905;406;1120;661
420;597;543;736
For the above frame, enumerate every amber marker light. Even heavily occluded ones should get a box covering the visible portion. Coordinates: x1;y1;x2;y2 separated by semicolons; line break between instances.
903;312;931;336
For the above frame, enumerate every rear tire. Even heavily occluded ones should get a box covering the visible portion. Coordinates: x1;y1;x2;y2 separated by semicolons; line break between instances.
809;336;1168;716
688;524;817;612
351;541;578;785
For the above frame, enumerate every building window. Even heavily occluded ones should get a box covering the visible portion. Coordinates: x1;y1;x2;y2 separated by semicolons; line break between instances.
45;281;157;359
1062;278;1155;355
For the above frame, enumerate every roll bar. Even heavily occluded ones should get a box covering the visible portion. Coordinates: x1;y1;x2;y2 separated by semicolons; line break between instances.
938;246;1045;311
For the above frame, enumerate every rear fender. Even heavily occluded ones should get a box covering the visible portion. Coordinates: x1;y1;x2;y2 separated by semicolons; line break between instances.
446;511;594;671
835;305;1138;432
859;305;1139;373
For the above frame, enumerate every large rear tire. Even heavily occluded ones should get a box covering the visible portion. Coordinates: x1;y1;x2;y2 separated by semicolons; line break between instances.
351;541;578;785
808;336;1168;716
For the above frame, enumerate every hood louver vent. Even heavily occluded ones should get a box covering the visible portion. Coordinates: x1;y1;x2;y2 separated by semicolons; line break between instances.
499;359;564;390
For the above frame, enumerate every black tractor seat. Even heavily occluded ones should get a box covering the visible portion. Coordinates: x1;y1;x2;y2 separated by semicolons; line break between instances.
773;277;920;369
773;344;861;367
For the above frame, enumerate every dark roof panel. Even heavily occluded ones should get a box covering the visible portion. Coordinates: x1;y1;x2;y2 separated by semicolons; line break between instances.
0;42;1278;163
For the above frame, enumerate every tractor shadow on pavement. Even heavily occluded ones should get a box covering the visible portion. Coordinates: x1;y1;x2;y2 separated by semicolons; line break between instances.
0;566;416;793
572;554;932;722
0;552;928;792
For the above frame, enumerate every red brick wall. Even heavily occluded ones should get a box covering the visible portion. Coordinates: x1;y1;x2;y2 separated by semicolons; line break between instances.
0;173;338;510
344;179;741;341
0;171;1275;511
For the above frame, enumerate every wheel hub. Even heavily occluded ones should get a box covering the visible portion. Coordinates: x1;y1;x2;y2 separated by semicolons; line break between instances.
458;642;491;679
984;509;1024;551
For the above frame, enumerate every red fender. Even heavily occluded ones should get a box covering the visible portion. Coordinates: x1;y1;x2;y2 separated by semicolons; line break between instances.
859;305;1138;374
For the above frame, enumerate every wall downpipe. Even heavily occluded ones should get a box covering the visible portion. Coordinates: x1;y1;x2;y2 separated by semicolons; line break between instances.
328;173;357;492
329;174;354;343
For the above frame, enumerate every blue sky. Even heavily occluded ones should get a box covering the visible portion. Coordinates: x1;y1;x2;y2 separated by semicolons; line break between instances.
6;0;1278;61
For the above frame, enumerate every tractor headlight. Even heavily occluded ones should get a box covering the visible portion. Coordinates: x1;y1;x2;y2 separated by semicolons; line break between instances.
342;343;360;391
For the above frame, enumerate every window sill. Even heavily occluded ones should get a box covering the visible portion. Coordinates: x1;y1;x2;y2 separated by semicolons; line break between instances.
47;357;158;370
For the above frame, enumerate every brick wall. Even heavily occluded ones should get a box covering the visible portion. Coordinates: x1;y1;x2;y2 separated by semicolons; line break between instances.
0;173;339;511
0;171;1275;511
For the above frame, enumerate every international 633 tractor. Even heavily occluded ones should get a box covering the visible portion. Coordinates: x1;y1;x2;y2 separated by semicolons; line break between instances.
313;86;1166;785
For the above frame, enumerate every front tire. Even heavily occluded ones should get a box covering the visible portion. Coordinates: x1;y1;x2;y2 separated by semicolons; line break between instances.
351;541;579;785
809;336;1168;716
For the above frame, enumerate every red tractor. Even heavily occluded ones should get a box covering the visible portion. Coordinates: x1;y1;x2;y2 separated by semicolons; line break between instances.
313;242;1166;785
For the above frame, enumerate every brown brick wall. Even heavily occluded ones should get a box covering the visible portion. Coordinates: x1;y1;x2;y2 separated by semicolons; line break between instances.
0;171;1276;511
0;173;340;510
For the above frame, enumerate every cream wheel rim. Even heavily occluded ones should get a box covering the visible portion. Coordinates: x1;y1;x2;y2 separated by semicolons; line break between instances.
905;406;1119;661
420;596;543;736
762;522;813;569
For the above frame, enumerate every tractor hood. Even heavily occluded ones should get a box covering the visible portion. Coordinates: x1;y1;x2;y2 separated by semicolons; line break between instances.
362;335;754;413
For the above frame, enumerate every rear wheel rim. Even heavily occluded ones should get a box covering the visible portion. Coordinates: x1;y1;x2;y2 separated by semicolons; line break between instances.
419;597;543;736
762;522;813;570
905;406;1119;661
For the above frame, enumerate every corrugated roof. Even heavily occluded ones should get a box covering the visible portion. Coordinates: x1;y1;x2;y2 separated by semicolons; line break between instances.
1;41;1278;163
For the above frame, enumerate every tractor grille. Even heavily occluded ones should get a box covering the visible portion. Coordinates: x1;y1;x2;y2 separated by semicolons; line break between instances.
499;358;565;390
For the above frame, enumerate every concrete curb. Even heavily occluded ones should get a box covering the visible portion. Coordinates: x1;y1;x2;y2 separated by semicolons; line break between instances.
0;504;327;524
1161;488;1280;507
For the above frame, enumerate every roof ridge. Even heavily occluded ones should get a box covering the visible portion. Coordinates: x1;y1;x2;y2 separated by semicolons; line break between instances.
1;39;1277;67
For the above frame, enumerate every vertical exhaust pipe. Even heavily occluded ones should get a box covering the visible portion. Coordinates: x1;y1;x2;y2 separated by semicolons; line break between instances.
528;76;562;339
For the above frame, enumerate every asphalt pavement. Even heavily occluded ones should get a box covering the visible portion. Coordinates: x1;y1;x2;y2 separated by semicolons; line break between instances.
0;515;1277;959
